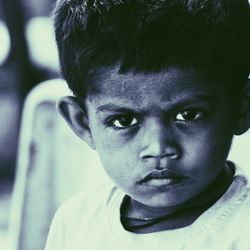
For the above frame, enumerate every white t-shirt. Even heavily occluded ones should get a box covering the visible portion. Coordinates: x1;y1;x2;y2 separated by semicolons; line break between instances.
45;166;250;250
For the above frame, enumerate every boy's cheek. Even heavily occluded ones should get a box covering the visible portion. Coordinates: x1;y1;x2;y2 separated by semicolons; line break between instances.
91;126;136;150
181;128;232;161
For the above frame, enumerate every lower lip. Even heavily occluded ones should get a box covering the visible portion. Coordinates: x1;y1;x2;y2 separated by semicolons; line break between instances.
144;177;187;187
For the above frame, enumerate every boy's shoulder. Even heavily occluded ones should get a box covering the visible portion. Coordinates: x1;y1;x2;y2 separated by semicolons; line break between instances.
45;182;123;250
203;163;250;227
54;181;121;223
232;165;250;208
220;163;250;208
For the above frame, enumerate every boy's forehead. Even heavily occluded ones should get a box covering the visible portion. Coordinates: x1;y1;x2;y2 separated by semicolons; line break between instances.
87;65;224;107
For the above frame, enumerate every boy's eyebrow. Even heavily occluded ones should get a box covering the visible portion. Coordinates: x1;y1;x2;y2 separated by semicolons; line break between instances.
96;103;136;113
96;95;217;113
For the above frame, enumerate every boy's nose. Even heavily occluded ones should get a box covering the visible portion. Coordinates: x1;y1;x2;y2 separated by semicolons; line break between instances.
139;120;180;161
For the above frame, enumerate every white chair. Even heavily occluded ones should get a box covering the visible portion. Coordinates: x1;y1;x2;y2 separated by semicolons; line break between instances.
7;79;109;250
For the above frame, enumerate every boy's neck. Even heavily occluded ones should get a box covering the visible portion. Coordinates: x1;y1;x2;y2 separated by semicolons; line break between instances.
121;162;234;230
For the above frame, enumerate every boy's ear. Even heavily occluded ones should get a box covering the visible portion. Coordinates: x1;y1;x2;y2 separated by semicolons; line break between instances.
234;80;250;136
58;96;96;149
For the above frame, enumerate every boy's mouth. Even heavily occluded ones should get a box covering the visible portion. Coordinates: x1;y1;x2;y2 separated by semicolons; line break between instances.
140;169;188;187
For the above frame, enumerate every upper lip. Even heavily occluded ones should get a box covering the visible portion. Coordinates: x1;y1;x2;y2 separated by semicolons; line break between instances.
140;169;187;183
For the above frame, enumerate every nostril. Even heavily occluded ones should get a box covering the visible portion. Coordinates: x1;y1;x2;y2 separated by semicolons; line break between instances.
140;151;180;161
141;155;154;160
161;152;179;159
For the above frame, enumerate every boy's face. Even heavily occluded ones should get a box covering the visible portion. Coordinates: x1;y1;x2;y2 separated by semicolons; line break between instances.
62;66;244;208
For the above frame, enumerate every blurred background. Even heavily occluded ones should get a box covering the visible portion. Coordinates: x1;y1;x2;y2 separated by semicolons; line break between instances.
0;1;250;250
0;3;109;249
0;0;59;175
0;0;59;248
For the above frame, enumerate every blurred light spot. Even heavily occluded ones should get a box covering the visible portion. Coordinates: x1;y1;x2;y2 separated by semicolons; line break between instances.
0;21;11;66
25;17;59;71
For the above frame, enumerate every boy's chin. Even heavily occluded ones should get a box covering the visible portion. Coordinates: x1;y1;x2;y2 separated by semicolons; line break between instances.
132;193;193;211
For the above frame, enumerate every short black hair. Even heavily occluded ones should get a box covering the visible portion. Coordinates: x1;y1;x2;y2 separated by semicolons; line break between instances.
54;0;250;99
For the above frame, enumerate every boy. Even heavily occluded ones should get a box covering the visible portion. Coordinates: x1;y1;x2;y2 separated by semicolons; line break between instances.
45;0;250;249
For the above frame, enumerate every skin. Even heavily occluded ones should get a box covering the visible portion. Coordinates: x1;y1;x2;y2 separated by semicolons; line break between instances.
59;66;249;221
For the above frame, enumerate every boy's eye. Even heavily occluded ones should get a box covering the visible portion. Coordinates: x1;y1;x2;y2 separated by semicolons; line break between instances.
175;109;203;121
111;115;139;128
